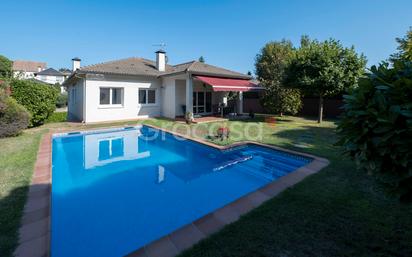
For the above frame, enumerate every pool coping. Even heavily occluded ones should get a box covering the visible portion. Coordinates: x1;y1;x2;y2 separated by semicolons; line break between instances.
14;125;329;257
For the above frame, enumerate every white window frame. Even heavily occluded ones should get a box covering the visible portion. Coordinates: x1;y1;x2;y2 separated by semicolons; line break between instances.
138;88;157;106
99;87;124;108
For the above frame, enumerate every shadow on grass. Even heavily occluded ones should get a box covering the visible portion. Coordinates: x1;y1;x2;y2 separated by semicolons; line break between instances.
0;184;29;257
1;182;52;257
268;125;338;158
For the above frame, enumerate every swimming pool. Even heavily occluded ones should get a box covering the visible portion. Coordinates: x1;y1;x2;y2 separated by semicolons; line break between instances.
51;125;311;257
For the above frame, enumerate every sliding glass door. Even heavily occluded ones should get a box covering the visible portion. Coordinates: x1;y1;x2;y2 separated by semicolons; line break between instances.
193;91;212;114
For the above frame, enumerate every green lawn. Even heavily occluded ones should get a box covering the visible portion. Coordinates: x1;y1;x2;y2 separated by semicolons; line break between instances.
0;130;45;256
1;116;411;256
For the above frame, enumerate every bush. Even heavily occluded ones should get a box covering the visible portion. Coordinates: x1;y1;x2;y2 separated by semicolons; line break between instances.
0;55;13;78
0;88;30;137
56;92;68;108
11;79;58;127
45;112;67;123
337;61;412;201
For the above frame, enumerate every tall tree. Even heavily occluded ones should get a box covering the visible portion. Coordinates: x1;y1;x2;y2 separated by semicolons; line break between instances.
198;56;205;63
0;55;13;78
390;27;412;62
285;36;366;123
255;40;302;116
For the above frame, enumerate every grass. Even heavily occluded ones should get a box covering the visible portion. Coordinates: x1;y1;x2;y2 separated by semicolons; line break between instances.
1;115;411;256
0;130;45;256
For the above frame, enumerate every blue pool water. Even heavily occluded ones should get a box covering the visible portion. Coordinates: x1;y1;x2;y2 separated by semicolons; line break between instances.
51;126;311;257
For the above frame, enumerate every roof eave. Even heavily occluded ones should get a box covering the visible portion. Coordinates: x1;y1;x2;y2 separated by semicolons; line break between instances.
80;70;159;78
190;71;251;80
159;70;251;80
63;69;160;86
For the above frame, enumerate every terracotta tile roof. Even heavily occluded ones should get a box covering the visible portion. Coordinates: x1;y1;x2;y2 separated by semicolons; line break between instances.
76;57;250;79
12;60;46;72
79;57;175;77
186;61;250;79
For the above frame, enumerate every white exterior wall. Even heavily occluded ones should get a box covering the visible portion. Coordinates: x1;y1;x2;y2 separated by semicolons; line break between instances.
175;79;186;116
67;79;84;121
66;72;237;123
84;75;161;123
13;71;36;79
161;77;176;119
36;75;65;85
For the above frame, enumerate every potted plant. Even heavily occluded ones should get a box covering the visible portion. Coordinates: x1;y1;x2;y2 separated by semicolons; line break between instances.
217;126;230;141
185;111;194;124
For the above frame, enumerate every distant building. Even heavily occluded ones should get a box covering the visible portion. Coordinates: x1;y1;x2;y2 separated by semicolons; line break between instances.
12;60;46;79
34;68;67;93
58;68;72;81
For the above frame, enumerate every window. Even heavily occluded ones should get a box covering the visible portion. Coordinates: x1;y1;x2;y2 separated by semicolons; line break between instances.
138;89;146;104
112;88;122;104
148;90;156;104
138;89;156;105
100;88;110;105
100;88;123;105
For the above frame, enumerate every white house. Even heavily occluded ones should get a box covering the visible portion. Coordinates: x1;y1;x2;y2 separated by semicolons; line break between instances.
34;68;67;92
63;51;263;123
12;60;47;79
35;68;65;84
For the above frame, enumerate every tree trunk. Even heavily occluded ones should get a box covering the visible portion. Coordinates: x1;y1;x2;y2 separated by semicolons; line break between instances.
318;95;323;123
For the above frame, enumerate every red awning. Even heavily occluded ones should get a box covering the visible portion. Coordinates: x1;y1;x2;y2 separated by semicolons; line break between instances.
194;75;263;92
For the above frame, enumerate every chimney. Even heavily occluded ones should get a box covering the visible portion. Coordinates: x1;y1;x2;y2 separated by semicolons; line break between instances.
155;50;166;72
37;66;42;72
72;57;81;71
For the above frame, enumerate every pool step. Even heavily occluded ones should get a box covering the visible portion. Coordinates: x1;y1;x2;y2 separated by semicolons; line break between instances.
242;149;307;168
239;161;289;181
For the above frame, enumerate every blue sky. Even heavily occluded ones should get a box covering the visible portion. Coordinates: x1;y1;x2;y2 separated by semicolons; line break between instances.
2;0;412;74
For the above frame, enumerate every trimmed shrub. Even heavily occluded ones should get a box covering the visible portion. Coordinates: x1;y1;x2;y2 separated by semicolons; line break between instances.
45;112;67;123
0;88;30;137
56;92;68;108
11;79;58;127
337;61;412;201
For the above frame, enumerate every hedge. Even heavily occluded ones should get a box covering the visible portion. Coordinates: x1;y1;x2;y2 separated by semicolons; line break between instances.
45;111;67;123
0;86;30;137
11;79;58;127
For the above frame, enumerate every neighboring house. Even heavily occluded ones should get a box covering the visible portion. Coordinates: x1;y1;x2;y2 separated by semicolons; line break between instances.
12;60;47;79
58;68;72;80
63;51;263;123
34;68;66;92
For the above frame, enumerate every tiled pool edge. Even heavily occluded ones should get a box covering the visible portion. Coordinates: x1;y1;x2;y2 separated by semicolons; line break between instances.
14;125;329;257
124;124;330;257
15;132;52;257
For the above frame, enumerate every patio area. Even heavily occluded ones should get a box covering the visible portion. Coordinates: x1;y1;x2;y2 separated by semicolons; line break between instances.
174;115;228;124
